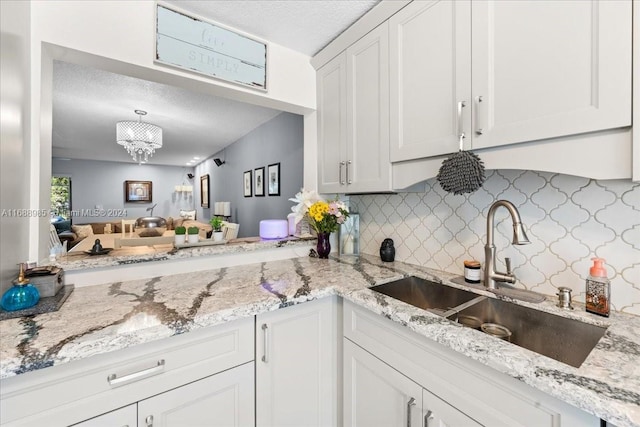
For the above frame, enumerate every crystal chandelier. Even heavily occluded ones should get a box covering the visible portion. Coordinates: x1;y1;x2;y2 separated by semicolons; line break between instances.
116;110;163;164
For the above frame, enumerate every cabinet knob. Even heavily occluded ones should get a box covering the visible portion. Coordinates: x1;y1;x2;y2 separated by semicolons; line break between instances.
145;415;154;427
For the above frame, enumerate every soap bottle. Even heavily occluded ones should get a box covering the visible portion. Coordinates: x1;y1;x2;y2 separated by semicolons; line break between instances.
585;257;610;317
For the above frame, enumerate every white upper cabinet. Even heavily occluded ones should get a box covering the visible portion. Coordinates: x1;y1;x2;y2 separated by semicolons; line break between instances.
471;0;632;150
318;23;392;193
390;0;471;162
389;0;632;162
317;53;348;193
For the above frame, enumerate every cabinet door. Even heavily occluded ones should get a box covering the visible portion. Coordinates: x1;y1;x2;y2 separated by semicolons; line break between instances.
422;388;481;427
71;404;136;427
256;297;338;427
471;0;632;149
389;0;471;162
317;53;348;193
346;23;392;192
137;362;254;427
344;339;423;427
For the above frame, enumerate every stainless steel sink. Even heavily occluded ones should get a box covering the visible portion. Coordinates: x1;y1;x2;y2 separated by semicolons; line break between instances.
370;277;607;367
370;277;482;316
448;298;607;368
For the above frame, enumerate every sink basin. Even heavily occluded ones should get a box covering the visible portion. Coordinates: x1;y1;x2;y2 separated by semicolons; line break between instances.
448;298;607;368
370;277;482;315
369;277;607;368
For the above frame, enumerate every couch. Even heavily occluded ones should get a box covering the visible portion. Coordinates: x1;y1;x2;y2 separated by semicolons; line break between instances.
52;216;213;249
53;220;124;249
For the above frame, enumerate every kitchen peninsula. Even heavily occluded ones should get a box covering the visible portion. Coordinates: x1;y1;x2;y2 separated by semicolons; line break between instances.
52;236;314;287
1;255;639;427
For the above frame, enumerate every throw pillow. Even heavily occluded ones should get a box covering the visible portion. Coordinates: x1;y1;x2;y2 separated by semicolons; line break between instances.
180;210;196;220
71;224;94;240
52;220;71;233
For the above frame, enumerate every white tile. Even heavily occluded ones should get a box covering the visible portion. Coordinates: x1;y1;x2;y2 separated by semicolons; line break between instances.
355;171;640;315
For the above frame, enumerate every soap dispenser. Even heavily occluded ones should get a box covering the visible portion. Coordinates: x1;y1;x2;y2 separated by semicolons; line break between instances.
585;257;610;317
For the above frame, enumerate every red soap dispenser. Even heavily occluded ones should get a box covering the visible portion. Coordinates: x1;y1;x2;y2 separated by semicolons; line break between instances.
585;257;610;317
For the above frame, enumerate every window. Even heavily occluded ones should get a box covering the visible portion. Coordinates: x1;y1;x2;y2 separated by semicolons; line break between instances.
51;176;71;221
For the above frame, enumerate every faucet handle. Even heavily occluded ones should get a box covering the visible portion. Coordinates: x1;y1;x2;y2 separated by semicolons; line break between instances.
505;257;512;275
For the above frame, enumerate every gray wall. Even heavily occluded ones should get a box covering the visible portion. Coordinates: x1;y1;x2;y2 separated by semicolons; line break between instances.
52;159;195;223
195;112;303;237
1;0;31;294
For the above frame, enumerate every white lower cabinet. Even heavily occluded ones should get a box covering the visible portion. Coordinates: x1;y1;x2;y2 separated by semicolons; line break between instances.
256;297;339;427
344;339;479;427
71;404;136;427
72;363;254;427
343;300;600;427
1;317;254;427
137;362;254;427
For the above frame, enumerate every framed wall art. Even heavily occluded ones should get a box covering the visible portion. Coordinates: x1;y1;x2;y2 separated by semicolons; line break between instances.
254;167;265;197
155;4;267;91
200;174;210;208
267;162;280;196
243;170;252;197
125;180;152;203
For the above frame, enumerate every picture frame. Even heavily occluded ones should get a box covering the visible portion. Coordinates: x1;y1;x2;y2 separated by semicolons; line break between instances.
124;180;152;203
267;162;280;196
200;174;210;208
254;167;265;197
243;170;252;197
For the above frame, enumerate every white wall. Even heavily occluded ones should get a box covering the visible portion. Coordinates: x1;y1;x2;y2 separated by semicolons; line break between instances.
52;159;195;223
25;0;317;262
1;1;31;294
351;171;640;315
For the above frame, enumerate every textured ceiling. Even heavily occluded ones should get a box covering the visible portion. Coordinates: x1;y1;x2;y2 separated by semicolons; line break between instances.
52;61;283;166
52;1;380;166
162;0;380;56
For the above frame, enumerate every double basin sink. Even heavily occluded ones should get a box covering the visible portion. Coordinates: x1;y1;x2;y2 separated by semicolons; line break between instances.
370;276;607;368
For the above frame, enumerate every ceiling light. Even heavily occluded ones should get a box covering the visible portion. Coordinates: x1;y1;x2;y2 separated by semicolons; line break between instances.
116;110;162;164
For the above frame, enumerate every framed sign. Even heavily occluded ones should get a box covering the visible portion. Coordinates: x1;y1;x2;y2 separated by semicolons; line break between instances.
156;4;267;90
267;162;280;196
200;174;210;208
243;170;252;197
125;181;152;203
254;167;265;197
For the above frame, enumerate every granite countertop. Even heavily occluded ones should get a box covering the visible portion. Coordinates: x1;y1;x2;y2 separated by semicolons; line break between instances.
54;236;313;271
1;255;638;426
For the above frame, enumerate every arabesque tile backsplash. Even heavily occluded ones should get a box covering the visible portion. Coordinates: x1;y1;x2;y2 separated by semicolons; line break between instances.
350;170;640;315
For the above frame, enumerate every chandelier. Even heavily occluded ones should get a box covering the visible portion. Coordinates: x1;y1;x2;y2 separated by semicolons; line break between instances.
116;110;163;164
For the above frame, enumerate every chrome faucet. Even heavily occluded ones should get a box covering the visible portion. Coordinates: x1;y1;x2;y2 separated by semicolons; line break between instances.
484;200;530;289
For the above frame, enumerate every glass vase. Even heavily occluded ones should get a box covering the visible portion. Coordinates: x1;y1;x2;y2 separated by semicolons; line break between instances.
316;232;331;259
1;283;40;312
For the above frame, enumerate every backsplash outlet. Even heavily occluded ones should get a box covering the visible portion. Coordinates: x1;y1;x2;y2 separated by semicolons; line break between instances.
350;170;640;315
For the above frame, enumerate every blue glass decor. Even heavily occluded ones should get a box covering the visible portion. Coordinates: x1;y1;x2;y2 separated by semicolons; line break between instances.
1;264;40;312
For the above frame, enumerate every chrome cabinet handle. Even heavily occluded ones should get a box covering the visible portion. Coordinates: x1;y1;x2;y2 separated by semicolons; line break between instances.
339;161;346;185
475;95;484;135
407;397;416;427
261;323;269;363
424;410;433;427
107;359;165;386
145;415;153;427
346;160;352;184
457;101;466;149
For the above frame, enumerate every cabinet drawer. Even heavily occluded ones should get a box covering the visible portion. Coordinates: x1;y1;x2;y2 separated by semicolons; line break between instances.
1;317;254;426
344;301;598;427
